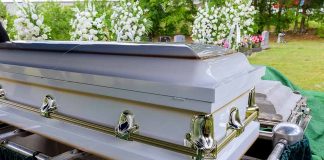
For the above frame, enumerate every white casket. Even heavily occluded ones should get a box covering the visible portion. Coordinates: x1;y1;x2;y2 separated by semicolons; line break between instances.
0;41;264;160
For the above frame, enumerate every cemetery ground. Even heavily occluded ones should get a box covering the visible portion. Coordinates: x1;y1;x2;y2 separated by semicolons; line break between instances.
248;36;324;92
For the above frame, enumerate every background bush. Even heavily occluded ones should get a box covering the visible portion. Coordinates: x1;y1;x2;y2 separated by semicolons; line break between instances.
140;0;196;37
39;2;74;40
0;0;15;39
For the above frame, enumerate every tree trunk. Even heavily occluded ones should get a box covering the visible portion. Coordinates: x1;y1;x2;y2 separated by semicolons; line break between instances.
276;0;284;33
267;0;272;30
299;0;312;33
299;5;307;33
293;1;301;33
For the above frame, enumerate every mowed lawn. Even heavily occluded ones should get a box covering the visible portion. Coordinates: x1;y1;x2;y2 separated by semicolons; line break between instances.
248;40;324;92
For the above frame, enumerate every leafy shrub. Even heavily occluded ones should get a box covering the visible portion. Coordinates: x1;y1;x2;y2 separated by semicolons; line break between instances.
159;0;196;36
0;0;15;39
39;2;73;40
317;25;324;38
0;0;8;29
140;0;195;37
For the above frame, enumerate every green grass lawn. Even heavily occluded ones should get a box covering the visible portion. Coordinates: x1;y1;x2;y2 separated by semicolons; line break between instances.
248;40;324;92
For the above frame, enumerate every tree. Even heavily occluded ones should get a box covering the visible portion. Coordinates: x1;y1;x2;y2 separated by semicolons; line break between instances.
299;0;323;33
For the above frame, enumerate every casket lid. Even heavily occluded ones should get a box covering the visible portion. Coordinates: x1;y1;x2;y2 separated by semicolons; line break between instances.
0;41;264;113
0;41;234;59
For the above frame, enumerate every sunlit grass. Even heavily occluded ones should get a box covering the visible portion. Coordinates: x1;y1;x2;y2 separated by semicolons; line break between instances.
248;40;324;91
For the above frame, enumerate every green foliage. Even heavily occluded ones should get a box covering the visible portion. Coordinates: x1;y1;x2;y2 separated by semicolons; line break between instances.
5;15;16;39
316;25;324;38
139;0;164;37
0;0;15;39
140;0;196;37
0;0;6;18
39;2;73;40
277;9;295;32
160;0;196;36
207;0;226;6
309;8;324;26
254;0;272;33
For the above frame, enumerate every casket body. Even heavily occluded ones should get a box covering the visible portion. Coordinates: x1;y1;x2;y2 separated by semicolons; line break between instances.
0;41;264;159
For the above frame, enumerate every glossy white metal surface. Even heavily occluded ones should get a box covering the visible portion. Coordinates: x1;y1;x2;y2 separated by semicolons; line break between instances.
0;43;264;159
0;52;265;146
0;103;259;160
0;76;251;145
0;50;259;106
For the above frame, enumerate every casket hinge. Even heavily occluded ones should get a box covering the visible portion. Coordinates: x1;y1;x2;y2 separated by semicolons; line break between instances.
40;95;57;118
185;114;217;160
227;107;244;137
247;87;259;118
115;110;139;141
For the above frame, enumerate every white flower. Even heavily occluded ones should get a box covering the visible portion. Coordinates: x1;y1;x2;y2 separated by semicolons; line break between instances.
41;34;48;39
31;14;38;20
70;1;107;41
36;19;42;26
14;1;51;40
192;0;256;49
110;1;151;42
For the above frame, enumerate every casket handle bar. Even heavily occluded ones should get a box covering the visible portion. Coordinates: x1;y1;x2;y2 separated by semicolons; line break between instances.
227;107;244;137
0;91;258;160
115;110;139;140
247;87;259;118
40;95;57;118
185;114;217;160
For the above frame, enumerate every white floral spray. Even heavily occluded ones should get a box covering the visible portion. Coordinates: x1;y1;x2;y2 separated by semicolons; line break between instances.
70;1;108;41
192;0;257;48
14;0;51;40
110;0;151;42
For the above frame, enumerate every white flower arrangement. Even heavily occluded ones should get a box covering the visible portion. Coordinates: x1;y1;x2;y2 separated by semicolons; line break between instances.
70;1;108;41
110;0;151;42
191;3;222;44
221;0;257;49
0;19;7;30
192;0;257;49
14;0;51;40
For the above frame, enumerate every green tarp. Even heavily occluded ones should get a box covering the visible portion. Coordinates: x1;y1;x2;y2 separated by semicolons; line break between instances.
262;66;324;160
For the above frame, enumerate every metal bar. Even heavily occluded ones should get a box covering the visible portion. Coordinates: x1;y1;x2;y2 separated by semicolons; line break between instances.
0;129;30;140
0;98;259;158
258;131;273;140
267;140;287;160
259;120;279;127
2;141;50;160
217;111;258;154
50;149;87;160
0;129;48;160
